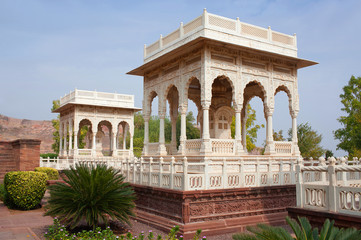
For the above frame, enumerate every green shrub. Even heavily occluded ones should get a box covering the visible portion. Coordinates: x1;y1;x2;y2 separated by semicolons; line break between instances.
4;171;47;210
45;218;205;240
40;153;58;158
232;216;361;240
35;167;59;180
45;163;135;230
0;183;5;201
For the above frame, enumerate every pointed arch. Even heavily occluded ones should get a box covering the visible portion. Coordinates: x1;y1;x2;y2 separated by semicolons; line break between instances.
274;84;293;114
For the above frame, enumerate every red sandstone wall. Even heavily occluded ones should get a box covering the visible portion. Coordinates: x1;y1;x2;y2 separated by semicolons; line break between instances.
0;139;41;179
131;184;296;238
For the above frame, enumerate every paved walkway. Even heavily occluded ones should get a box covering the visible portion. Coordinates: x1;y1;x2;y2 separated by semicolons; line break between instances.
0;201;235;240
0;202;53;240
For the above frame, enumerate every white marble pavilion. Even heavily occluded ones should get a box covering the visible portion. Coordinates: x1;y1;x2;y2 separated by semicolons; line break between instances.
128;9;317;158
53;89;140;158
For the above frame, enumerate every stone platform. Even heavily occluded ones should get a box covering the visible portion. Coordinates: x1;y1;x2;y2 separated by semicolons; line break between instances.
287;207;361;230
131;184;296;238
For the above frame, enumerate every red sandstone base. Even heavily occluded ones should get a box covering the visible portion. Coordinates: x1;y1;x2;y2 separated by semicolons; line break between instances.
131;184;296;239
287;207;361;230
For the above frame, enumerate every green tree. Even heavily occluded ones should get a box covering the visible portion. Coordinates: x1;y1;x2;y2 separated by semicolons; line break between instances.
51;100;60;154
325;149;334;159
231;104;264;152
288;122;325;159
273;130;285;141
334;76;361;158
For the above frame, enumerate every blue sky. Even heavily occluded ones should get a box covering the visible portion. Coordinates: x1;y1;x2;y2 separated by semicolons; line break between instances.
1;0;361;155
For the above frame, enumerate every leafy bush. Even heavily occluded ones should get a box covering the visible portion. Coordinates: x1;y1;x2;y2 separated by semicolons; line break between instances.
232;216;361;240
35;167;59;180
45;163;135;230
45;218;205;240
4;171;47;210
40;153;58;158
0;183;6;202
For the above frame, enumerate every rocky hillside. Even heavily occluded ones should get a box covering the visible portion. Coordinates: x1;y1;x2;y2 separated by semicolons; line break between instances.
0;114;54;154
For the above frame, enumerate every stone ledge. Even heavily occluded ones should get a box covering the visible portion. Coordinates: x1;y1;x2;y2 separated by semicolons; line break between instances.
287;207;361;229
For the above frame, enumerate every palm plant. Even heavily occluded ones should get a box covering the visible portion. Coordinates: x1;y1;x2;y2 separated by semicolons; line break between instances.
45;163;135;230
232;216;361;240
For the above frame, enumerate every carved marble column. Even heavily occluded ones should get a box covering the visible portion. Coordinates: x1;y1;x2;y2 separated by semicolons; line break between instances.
63;123;68;156
112;131;117;157
178;104;187;155
123;125;128;150
59;123;63;157
143;115;150;155
158;110;167;155
241;108;248;152
234;105;244;154
200;102;212;154
68;120;73;152
264;109;276;155
291;110;300;156
129;132;134;158
92;127;97;157
73;121;78;157
171;114;177;154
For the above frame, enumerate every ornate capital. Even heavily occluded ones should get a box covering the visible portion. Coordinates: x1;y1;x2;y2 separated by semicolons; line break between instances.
234;104;242;113
179;104;188;114
265;107;274;117
291;110;299;119
143;114;150;122
201;100;211;110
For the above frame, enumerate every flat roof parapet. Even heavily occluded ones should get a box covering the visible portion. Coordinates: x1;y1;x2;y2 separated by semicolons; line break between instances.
144;9;298;63
54;89;140;112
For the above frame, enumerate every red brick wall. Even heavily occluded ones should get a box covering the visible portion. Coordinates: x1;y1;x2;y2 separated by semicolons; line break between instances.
0;139;41;179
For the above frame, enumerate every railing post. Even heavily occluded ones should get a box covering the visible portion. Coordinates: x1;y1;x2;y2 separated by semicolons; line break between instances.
149;157;153;186
132;157;136;184
179;22;184;37
268;26;272;42
204;157;209;190
159;157;163;188
295;158;304;207
222;158;227;188
126;158;130;182
290;158;295;184
139;157;143;184
236;17;241;33
319;157;326;182
240;158;244;187
170;157;174;189
279;160;284;185
340;157;347;185
255;159;260;187
328;157;337;212
202;8;208;28
268;158;272;186
159;34;163;48
183;157;188;191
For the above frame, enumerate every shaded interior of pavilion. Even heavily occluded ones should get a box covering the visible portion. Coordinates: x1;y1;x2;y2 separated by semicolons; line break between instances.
144;75;298;157
59;119;132;157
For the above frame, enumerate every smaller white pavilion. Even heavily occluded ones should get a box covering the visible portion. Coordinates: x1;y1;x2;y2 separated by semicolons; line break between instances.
53;89;141;158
